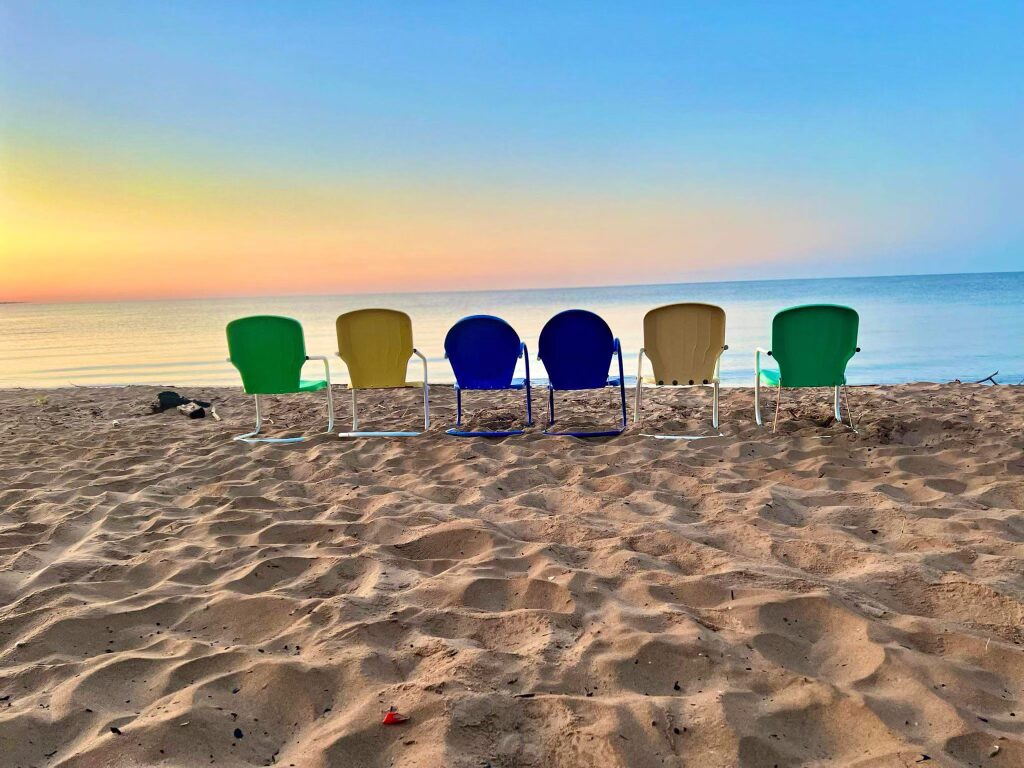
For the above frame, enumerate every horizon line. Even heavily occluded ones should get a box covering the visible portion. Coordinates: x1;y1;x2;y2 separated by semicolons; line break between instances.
4;267;1021;306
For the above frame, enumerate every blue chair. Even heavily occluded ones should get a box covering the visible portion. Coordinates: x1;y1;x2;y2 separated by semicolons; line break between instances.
444;315;532;436
537;309;627;437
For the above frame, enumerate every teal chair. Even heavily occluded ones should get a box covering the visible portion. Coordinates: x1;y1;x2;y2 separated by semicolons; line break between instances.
226;315;335;442
754;304;860;432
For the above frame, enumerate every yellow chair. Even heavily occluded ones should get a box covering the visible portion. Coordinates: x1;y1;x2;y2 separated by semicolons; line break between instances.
635;303;727;437
336;309;429;436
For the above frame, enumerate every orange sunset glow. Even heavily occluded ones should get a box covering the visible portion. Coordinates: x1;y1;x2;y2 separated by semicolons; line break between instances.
0;134;951;302
2;3;1021;302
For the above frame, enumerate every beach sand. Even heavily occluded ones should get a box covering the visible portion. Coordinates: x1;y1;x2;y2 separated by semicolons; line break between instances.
0;383;1022;767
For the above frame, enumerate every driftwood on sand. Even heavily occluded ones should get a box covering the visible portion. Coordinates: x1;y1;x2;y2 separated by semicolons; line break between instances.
971;371;999;385
950;371;1001;385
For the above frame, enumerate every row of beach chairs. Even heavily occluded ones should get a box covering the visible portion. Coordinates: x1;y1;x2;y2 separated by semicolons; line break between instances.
226;303;860;442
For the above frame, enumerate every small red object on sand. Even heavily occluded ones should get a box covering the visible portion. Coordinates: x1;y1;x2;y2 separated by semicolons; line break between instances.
382;707;408;725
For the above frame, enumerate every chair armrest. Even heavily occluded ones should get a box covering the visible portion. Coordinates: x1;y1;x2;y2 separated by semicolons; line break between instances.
714;343;728;370
412;348;428;387
412;349;430;427
755;347;772;375
305;355;332;384
518;341;526;359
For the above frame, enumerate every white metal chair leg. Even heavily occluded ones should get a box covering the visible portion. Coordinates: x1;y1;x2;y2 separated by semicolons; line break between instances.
339;353;428;437
234;394;312;444
325;386;335;432
634;349;645;424
423;384;430;431
810;386;860;437
754;374;762;426
772;384;782;433
415;349;430;430
640;382;724;440
841;385;859;434
234;351;335;443
253;393;263;436
635;346;725;439
233;394;265;441
309;355;335;434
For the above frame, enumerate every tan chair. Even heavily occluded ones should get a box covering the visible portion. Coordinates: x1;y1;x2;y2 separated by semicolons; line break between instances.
635;303;727;435
336;309;429;436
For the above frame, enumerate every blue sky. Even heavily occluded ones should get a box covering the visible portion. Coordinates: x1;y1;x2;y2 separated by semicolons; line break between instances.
2;1;1022;299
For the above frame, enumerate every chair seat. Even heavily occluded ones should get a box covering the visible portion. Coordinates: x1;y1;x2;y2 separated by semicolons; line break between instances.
455;377;528;391
549;376;621;391
759;369;847;387
642;376;718;386
348;381;424;390
299;378;329;392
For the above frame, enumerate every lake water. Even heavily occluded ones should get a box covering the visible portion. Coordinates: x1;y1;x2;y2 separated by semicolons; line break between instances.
1;272;1021;389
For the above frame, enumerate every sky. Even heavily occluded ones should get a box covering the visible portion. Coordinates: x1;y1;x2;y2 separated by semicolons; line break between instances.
1;1;1022;302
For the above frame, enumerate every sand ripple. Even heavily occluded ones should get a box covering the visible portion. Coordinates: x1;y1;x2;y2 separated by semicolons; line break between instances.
0;383;1022;766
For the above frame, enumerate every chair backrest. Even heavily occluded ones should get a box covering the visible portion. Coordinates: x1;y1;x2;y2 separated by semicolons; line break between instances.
538;309;615;390
444;315;521;390
226;315;307;395
643;303;726;385
336;308;414;388
771;304;859;387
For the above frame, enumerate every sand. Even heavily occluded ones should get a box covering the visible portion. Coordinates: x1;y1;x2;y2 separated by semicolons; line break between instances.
0;383;1022;767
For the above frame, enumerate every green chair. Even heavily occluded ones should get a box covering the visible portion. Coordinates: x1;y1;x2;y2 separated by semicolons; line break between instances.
226;315;335;443
754;304;860;432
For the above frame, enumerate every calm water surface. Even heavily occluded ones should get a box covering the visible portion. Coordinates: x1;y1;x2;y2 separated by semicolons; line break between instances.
1;272;1021;389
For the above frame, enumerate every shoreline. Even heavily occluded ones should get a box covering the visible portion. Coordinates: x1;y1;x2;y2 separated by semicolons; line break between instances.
1;378;1021;393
